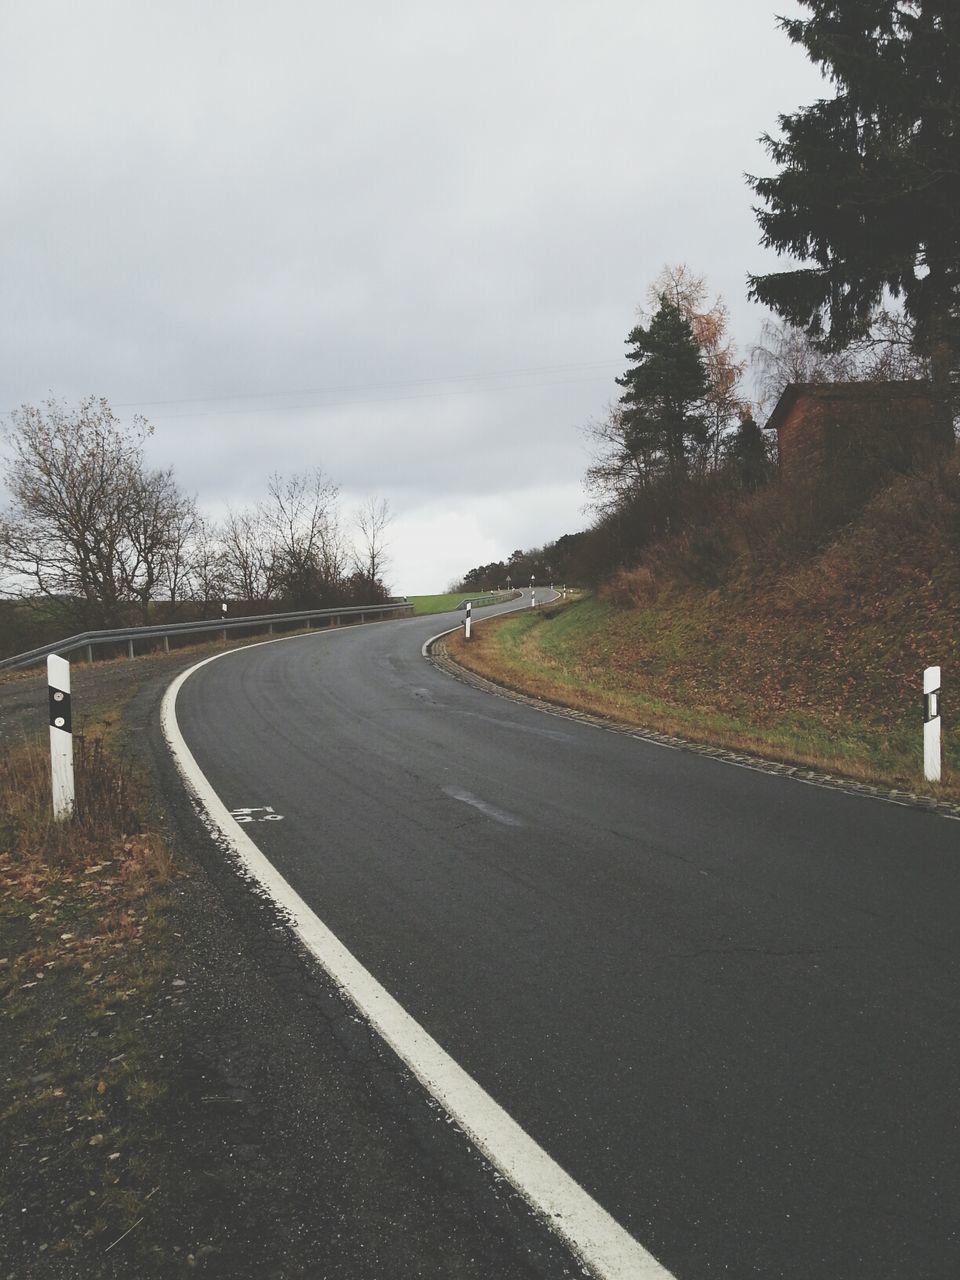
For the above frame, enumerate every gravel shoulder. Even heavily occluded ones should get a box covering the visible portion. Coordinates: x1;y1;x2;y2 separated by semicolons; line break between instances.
1;643;584;1279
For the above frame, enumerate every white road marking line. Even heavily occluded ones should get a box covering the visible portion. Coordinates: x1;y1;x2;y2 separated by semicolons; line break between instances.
443;785;524;827
161;639;675;1280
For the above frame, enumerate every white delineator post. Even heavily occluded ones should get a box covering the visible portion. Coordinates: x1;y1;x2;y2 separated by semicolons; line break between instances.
464;600;472;640
47;654;75;820
924;665;942;783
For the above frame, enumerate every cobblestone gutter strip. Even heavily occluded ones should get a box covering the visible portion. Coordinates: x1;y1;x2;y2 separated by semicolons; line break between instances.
428;638;960;823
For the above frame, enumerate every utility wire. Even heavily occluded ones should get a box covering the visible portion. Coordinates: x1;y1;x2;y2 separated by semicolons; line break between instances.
113;358;621;417
144;372;620;421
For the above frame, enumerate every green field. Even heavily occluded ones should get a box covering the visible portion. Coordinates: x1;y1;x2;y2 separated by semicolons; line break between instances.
405;592;516;615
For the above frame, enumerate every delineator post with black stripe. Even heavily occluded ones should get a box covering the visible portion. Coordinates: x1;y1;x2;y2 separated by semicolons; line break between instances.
47;654;75;819
924;664;942;783
464;600;472;641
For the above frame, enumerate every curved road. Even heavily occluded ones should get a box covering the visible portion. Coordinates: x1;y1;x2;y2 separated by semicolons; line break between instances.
169;595;960;1280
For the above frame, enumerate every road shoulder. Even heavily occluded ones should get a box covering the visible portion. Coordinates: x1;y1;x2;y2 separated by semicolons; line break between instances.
2;650;584;1279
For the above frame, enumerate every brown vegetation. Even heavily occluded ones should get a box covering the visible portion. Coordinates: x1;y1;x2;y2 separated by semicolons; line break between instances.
1;710;181;1266
448;448;960;796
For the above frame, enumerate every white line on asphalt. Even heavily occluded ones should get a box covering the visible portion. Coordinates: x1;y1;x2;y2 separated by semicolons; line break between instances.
161;637;675;1280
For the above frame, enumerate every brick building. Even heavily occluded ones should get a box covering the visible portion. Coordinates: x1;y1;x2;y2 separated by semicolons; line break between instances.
767;381;941;477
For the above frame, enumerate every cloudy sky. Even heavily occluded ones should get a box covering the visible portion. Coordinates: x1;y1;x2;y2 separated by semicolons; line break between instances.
2;1;825;592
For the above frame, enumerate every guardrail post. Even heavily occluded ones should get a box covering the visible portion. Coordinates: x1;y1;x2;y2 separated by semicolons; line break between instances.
47;655;74;820
924;665;942;783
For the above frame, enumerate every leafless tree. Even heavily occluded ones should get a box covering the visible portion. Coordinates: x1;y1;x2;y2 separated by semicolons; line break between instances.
750;313;929;416
156;490;202;612
0;396;187;627
264;469;340;606
221;504;277;603
353;496;392;592
583;403;656;512
846;310;931;383
121;466;194;622
184;513;229;608
314;496;349;599
751;318;857;414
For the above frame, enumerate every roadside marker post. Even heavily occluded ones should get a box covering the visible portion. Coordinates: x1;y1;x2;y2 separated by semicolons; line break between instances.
465;600;472;641
924;665;942;783
47;654;75;820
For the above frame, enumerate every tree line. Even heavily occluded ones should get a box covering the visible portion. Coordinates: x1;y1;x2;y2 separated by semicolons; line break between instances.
0;396;392;639
475;2;958;591
452;533;590;596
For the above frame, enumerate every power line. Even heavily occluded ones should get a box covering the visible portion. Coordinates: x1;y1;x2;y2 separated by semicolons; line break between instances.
145;372;621;421
113;358;622;416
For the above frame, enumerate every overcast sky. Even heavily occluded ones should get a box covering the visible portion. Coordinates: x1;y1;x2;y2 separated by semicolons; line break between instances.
2;1;825;592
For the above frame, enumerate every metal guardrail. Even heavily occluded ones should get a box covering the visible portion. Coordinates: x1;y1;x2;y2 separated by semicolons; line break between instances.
0;602;414;674
455;591;521;610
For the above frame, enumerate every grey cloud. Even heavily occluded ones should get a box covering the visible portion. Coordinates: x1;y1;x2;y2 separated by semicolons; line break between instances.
2;0;824;588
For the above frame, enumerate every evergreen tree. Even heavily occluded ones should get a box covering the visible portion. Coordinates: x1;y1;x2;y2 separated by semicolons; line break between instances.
725;412;772;490
616;296;709;478
747;1;960;439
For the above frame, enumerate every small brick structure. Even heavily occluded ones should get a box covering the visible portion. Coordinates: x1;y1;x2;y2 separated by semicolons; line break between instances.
767;381;941;478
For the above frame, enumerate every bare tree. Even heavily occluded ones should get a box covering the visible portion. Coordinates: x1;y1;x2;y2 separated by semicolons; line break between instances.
353;496;393;593
751;318;857;414
314;496;349;600
221;504;277;603
184;513;228;608
846;310;931;384
0;396;184;627
121;466;194;622
156;490;202;612
583;403;657;512
264;469;340;606
750;313;929;416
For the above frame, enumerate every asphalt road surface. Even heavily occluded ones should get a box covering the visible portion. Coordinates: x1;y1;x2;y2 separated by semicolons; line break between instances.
170;594;960;1280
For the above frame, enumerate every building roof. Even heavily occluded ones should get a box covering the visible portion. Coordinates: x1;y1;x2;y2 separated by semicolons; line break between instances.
767;380;932;440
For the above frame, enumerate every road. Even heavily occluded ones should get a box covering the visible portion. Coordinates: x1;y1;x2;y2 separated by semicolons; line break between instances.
168;594;960;1280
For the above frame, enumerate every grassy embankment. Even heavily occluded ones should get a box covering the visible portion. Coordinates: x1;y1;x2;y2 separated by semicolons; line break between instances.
447;461;960;800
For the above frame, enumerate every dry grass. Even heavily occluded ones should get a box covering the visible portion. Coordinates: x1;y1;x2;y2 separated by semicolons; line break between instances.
449;581;958;802
2;735;138;860
1;721;182;1263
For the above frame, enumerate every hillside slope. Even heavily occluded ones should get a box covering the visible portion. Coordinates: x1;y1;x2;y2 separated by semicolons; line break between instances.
448;456;960;796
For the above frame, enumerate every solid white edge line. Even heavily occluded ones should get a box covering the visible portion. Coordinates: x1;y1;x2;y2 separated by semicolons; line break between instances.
160;632;674;1280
